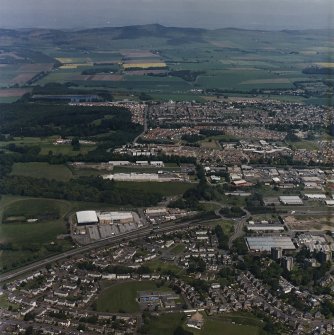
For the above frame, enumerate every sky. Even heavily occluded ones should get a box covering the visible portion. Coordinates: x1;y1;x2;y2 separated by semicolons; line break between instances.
0;0;333;30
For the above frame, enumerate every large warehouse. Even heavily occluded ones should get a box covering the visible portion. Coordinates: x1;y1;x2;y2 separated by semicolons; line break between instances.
98;211;134;225
76;211;99;226
279;196;303;205
246;236;296;252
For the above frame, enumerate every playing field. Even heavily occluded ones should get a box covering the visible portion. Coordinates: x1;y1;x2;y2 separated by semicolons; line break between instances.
143;312;265;335
96;281;171;313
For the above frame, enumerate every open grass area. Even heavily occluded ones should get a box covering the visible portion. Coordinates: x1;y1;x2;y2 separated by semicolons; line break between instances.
145;313;185;335
39;143;96;156
96;280;171;313
146;259;183;275
115;181;196;196
10;162;73;181
0;136;95;157
0;293;19;310
206;219;235;236
144;312;265;335
170;243;186;255
288;140;319;151
191;317;264;335
0;195;127;272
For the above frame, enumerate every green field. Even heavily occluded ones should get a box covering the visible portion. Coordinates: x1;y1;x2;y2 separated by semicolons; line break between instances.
115;181;196;196
0;293;19;310
144;313;185;335
170;243;186;255
96;281;172;313
0;195;129;272
191;316;264;335
1;26;333;104
11;162;73;181
146;259;183;275
143;312;266;335
39;143;96;156
0;136;95;157
206;219;235;236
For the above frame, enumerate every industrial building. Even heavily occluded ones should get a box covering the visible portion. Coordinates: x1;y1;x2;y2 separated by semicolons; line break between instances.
76;211;99;226
145;208;168;216
304;194;327;200
102;172;182;182
98;212;134;225
325;200;334;206
247;224;284;232
246;236;296;252
279;196;303;205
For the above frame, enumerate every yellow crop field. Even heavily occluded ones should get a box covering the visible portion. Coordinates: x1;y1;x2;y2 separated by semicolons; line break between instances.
316;62;334;68
123;62;167;69
56;57;74;64
60;63;93;69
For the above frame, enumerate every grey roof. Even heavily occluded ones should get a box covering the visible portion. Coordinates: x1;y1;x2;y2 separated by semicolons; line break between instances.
246;236;296;251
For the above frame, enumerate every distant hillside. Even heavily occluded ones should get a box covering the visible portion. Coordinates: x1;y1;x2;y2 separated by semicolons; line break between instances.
1;24;334;49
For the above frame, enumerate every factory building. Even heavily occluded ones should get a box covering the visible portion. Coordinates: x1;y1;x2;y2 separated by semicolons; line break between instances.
279;196;303;205
76;211;99;226
98;212;134;225
246;236;296;252
304;194;327;200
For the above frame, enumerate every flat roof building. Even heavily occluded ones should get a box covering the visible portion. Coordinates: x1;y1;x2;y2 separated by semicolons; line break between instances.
304;194;327;200
76;211;99;226
246;236;296;252
279;196;303;205
247;224;284;232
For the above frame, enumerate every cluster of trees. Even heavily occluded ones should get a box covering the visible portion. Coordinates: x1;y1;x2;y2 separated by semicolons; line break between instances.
214;225;228;249
181;134;205;143
220;206;246;218
0;152;14;178
82;66;119;75
245;192;273;214
187;256;206;273
218;266;237;286
286;247;331;287
29;82;113;100
241;255;283;291
0;175;162;206
0;103;140;138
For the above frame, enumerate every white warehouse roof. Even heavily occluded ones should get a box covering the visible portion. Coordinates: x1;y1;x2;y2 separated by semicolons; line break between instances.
246;236;295;252
304;194;326;199
76;211;99;224
279;196;303;205
98;211;133;221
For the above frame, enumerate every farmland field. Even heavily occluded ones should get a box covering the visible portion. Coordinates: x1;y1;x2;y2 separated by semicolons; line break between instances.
10;162;74;181
115;181;196;196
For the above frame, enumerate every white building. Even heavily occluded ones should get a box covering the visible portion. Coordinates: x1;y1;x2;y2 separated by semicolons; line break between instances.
76;211;99;225
279;196;303;205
